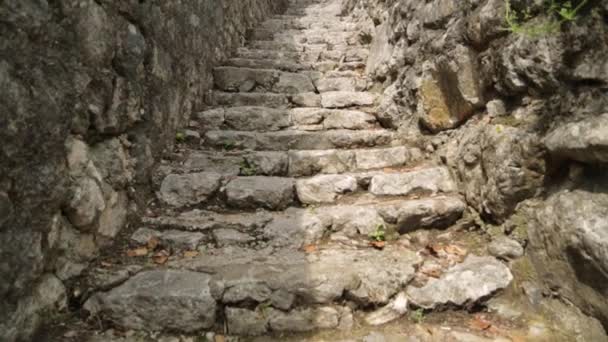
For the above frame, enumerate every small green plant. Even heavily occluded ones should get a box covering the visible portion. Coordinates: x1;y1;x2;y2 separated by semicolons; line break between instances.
258;301;272;318
222;141;236;150
410;308;425;324
368;224;386;242
175;131;186;143
504;0;591;37
239;159;258;176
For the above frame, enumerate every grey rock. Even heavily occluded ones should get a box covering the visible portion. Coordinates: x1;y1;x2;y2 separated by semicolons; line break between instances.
527;190;608;327
223;106;290;131
226;307;268;336
212;228;254;246
370;167;457;197
97;189;128;240
196;108;225;130
288;149;356;176
448;124;545;222
290;92;322;107
159;172;222;207
407;255;513;309
544;113;608;164
0;192;14;227
246;151;289;176
85;270;217;332
90;138;132;187
321;91;377;108
296;174;358;204
365;292;408;326
209;91;290;108
131;227;205;250
65;177;106;229
225;176;294;210
355;146;413;170
486;99;507;117
268;306;339;332
488;236;524;260
377;196;466;233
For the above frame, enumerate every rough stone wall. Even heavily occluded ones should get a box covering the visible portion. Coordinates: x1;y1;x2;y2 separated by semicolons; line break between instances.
342;0;608;329
0;1;287;340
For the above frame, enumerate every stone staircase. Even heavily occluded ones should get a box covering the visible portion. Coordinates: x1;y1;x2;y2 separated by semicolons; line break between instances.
82;0;512;338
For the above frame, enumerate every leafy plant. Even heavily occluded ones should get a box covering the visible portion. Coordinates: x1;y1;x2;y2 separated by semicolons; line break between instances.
222;141;236;150
368;224;386;242
175;132;186;143
239;159;258;176
410;308;425;324
504;0;591;37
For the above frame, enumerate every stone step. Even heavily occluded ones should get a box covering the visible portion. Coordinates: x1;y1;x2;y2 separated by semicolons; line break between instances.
247;41;329;52
213;67;315;94
369;166;458;197
207;91;290;108
320;91;377;108
202;129;399;151
84;243;421;335
249;28;359;44
196;106;378;132
260;18;357;31
314;76;368;92
224;58;311;72
143;195;466;243
159;145;421;178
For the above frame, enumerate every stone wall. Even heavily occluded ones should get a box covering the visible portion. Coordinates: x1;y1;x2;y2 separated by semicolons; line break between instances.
342;0;608;329
0;0;287;340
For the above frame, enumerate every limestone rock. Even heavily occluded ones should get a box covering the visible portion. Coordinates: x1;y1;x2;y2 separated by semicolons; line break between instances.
321;91;377;108
131;228;205;250
225;176;294;210
85;270;217;332
488;236;524;260
296;174;358;204
370;167;457;197
365;292;408;326
527;190;608;327
407;255;513;309
376;196;466;233
159;172;222;207
226;307;268;336
65;177;106;229
448;124;545;222
544;113;608;164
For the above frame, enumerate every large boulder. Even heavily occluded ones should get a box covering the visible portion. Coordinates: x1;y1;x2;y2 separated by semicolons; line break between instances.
544;113;608;164
407;255;513;309
527;190;608;326
447;123;545;222
85;270;218;332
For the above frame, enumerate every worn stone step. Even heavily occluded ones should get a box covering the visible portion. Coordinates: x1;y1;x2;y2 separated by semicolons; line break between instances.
314;76;368;92
196;106;378;132
247;41;328;53
143;195;465;245
320;48;369;62
295;166;459;205
260;18;357;31
160;145;421;179
207;91;290;108
85;244;420;335
224;58;311;72
288;146;422;176
250;29;359;45
320;91;378;108
203;129;399;151
213;67;315;94
236;47;302;62
369;166;458;197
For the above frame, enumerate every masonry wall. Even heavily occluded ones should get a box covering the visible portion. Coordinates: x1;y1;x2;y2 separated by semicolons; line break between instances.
0;1;287;340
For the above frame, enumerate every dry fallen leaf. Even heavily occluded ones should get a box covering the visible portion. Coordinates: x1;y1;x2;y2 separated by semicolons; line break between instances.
302;244;317;253
469;314;492;331
370;240;386;249
421;268;442;278
183;250;200;258
127;247;148;257
444;244;467;256
147;236;161;250
153;250;170;265
100;261;112;268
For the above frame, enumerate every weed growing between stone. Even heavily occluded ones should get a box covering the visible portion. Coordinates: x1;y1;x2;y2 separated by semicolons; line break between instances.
505;0;592;37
